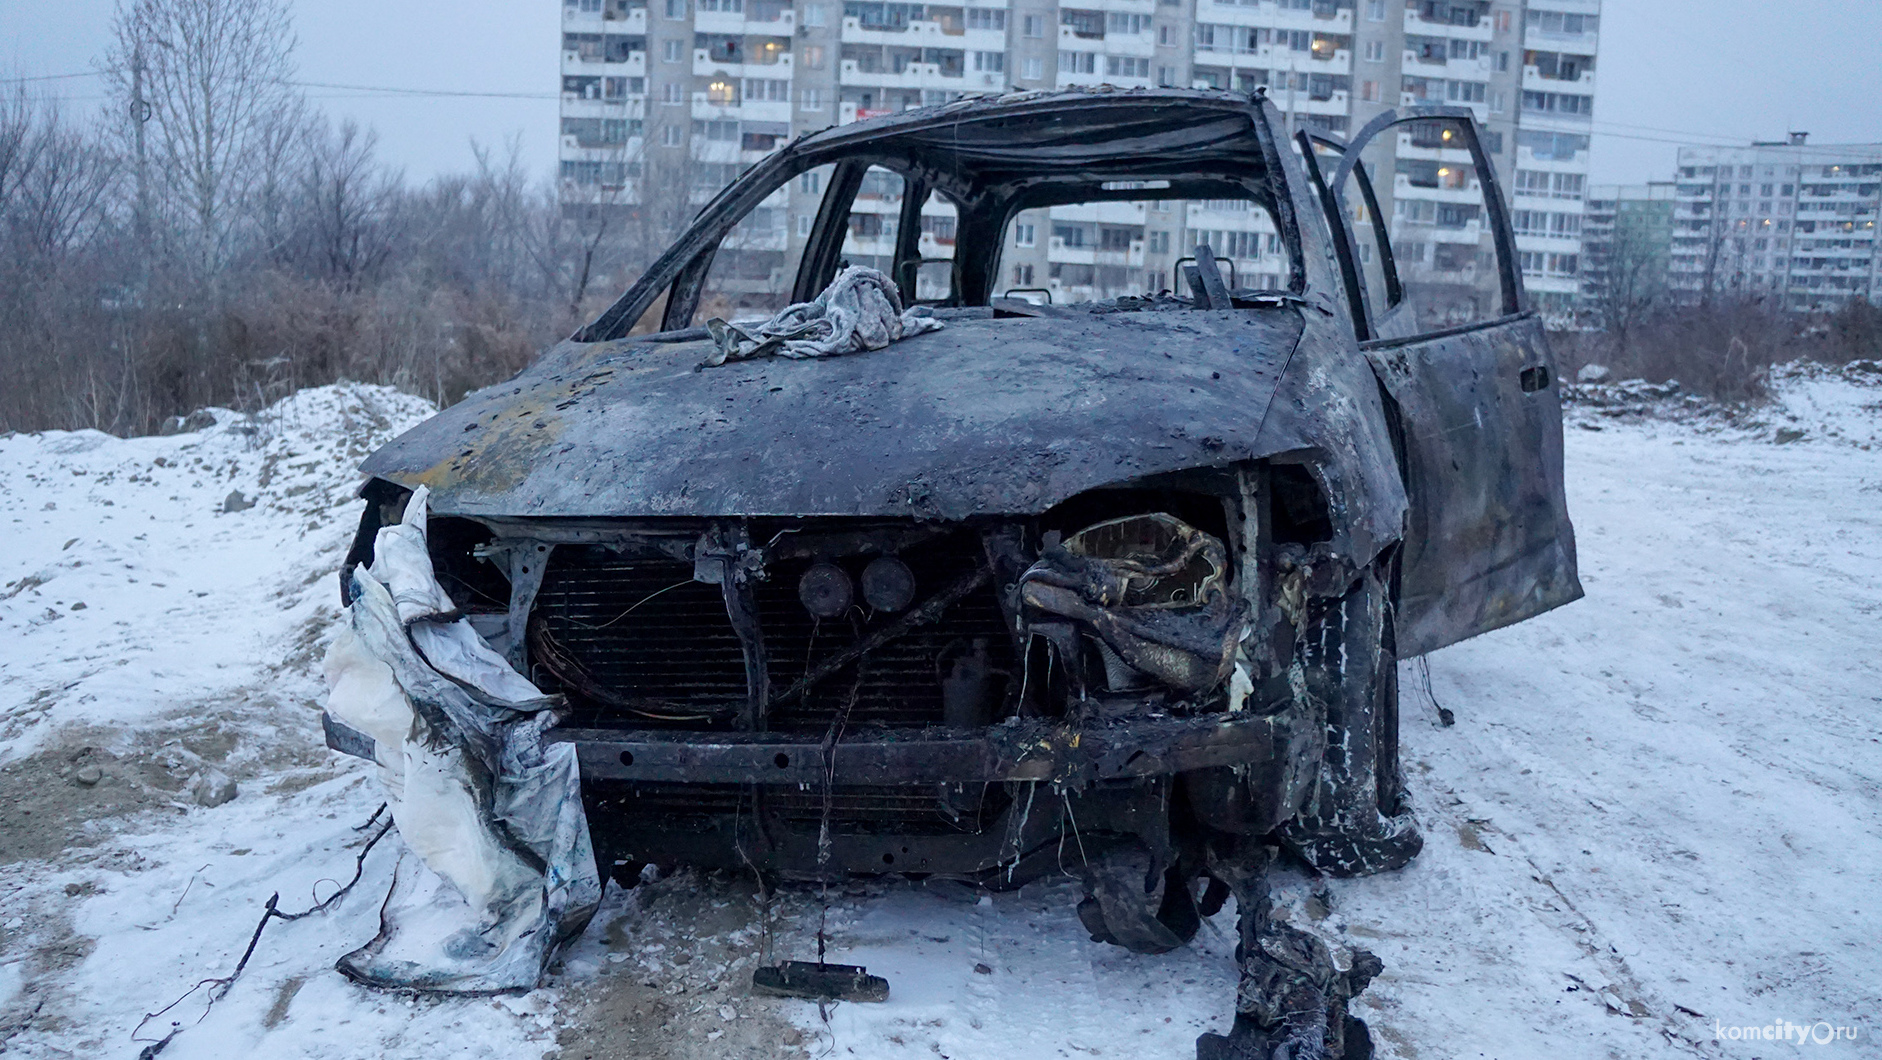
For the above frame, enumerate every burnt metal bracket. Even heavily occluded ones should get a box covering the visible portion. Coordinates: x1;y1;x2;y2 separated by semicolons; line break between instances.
723;574;769;732
504;541;554;671
695;526;771;731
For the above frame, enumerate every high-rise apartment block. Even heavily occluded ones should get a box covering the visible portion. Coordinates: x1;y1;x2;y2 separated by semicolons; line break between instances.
1668;137;1882;311
1579;181;1673;311
559;0;1598;320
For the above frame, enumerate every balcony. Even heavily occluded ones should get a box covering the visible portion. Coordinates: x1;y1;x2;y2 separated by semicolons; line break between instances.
562;50;647;77
1523;26;1598;51
1522;65;1595;91
689;97;793;124
838;14;991;46
564;5;648;33
696;6;793;34
1392;173;1482;204
1045;239;1145;268
1257;2;1352;33
1406;8;1492;42
840;57;964;88
1050;201;1147;225
694;46;793;77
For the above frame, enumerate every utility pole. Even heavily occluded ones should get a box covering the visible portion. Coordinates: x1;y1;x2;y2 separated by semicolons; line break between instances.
130;41;153;287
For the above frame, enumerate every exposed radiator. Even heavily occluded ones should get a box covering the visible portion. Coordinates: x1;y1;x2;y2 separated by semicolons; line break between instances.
532;529;1017;731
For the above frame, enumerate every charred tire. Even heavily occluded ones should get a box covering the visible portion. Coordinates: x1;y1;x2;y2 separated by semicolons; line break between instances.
1277;558;1422;877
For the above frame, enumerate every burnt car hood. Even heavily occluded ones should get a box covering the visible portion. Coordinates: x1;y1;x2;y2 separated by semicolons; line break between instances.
360;309;1315;521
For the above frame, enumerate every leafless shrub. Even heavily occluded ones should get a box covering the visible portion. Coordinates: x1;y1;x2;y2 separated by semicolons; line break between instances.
1557;295;1882;404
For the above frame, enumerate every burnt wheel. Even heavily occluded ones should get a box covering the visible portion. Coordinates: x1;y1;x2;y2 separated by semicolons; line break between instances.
1277;558;1422;877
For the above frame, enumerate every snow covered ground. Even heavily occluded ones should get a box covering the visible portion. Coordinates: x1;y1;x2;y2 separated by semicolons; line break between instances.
1;368;1877;1059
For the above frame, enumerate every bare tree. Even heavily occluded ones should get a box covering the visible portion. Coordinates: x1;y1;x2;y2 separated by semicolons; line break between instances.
1588;211;1665;361
106;0;303;274
289;116;401;287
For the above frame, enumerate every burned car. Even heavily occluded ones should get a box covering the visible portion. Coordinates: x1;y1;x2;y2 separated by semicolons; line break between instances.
333;89;1579;1057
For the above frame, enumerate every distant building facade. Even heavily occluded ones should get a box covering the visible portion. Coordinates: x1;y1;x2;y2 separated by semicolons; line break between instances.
558;0;1598;319
1669;136;1882;310
1579;180;1672;314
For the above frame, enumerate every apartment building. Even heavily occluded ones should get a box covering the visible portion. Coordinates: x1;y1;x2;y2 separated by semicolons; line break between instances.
1667;137;1882;311
1578;181;1673;313
559;0;1598;320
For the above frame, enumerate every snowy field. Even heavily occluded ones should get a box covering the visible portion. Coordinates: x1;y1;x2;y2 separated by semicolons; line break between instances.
0;367;1877;1059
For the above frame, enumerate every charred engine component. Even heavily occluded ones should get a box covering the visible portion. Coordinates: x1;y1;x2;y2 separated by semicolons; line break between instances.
798;561;854;618
861;556;917;612
1075;838;1202;956
1018;513;1242;696
1197;839;1381;1060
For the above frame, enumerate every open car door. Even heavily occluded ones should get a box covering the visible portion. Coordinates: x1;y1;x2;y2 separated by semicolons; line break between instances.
1302;107;1581;656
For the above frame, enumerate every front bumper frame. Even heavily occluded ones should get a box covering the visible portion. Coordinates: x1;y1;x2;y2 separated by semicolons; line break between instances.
551;709;1309;787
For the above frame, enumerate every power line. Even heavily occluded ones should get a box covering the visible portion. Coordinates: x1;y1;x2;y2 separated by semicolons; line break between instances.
286;79;554;100
0;70;111;84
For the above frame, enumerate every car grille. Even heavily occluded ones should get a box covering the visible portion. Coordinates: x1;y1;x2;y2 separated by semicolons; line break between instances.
533;528;1017;732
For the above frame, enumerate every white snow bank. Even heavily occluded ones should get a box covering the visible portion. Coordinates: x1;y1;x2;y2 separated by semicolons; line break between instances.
1764;359;1882;448
0;383;434;758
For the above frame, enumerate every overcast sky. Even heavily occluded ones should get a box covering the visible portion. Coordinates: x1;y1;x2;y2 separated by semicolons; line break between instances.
4;0;1880;188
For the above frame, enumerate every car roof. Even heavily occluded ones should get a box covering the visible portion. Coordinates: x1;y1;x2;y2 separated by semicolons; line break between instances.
733;88;1280;213
578;88;1293;340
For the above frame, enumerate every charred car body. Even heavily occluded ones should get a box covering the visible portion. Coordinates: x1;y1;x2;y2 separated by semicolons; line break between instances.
338;90;1579;1056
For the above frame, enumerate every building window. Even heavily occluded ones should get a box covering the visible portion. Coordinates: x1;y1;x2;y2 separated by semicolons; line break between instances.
1012;264;1034;286
967;8;1005;30
1060;51;1097;74
662;39;683;61
742;77;788;101
1022;56;1043;80
802;44;825;68
1014;222;1036;247
803;2;825;25
1148;230;1170;253
800;87;822;110
661;123;684;145
1365;0;1384;20
974;51;1005;73
1360;79;1378;102
1107;11;1151;34
1155;64;1177;86
1496;51;1509;72
664;0;686;17
1023;13;1044;37
1363;40;1383;62
1514;169;1550;196
1158;24;1174;46
1106;55;1149;78
661;81;685;104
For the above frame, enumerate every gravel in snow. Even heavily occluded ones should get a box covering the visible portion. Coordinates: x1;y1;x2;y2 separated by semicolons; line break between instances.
0;369;1877;1059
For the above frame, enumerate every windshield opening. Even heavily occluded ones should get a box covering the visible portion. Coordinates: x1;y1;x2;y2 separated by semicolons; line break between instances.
997;191;1290;306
